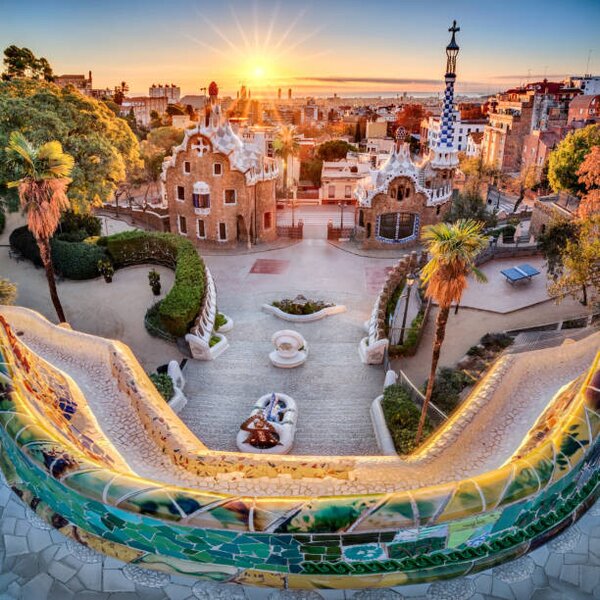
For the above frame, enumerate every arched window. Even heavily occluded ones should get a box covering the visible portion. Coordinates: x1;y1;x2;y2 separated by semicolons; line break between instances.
377;212;417;242
192;181;210;209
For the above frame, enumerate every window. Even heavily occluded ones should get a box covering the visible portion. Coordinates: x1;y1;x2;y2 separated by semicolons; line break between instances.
192;182;210;209
183;161;191;174
358;210;364;227
213;163;223;176
176;186;185;201
263;212;272;230
377;212;416;241
344;185;352;199
178;215;187;235
197;219;206;239
328;185;335;198
224;189;237;204
218;222;227;241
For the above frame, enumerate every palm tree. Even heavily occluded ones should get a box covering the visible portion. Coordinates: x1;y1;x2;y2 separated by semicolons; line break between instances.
273;126;300;200
0;278;17;305
6;131;74;323
415;219;489;444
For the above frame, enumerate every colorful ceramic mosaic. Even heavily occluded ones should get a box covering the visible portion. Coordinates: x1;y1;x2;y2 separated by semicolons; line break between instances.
0;310;598;589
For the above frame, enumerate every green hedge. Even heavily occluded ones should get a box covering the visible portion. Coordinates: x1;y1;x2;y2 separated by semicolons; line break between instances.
99;231;205;337
381;385;432;455
51;240;106;280
389;311;425;357
9;226;106;278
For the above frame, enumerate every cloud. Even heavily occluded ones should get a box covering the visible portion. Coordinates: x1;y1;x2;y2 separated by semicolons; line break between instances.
295;76;443;85
491;73;568;80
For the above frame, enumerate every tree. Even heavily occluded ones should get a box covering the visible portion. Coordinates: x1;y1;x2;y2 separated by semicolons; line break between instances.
5;132;74;322
2;45;53;81
299;158;323;187
315;139;357;162
537;218;579;278
0;278;17;305
395;104;427;134
0;78;141;212
548;124;600;195
166;104;185;117
548;215;600;306
416;220;488;443
577;146;600;219
146;126;184;155
273;126;300;197
112;81;129;105
445;189;497;228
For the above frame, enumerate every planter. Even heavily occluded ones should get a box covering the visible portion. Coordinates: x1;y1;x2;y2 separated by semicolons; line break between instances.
185;330;229;360
262;303;346;323
103;276;113;283
152;285;161;296
217;313;234;333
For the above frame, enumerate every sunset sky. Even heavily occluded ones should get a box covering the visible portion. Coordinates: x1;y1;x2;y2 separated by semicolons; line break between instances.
1;0;599;98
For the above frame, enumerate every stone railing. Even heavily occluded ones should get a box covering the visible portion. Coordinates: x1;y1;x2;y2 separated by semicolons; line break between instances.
185;266;229;360
359;251;425;364
0;306;599;591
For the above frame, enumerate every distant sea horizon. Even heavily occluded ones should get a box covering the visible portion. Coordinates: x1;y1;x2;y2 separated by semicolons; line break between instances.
165;89;493;100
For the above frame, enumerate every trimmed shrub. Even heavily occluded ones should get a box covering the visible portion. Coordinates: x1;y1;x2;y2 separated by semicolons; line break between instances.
389;311;425;357
9;226;42;265
51;240;107;279
215;313;227;330
9;225;107;278
100;231;205;337
148;372;174;401
381;385;432;455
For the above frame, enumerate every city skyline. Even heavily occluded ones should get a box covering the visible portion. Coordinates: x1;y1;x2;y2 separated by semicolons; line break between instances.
1;0;599;96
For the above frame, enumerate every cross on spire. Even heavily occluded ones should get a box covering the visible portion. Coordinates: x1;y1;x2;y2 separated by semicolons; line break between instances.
449;20;460;35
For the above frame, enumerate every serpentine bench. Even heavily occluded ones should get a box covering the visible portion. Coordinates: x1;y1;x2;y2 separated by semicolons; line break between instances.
0;306;598;591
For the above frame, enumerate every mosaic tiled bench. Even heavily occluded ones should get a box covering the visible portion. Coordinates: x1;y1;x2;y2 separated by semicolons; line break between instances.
0;306;598;591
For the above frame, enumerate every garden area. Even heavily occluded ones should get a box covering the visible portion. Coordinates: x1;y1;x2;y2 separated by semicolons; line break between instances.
9;213;206;339
383;331;514;455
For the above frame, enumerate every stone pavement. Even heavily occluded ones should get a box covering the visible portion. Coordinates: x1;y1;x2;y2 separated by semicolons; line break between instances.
180;290;383;455
459;257;556;314
0;467;598;599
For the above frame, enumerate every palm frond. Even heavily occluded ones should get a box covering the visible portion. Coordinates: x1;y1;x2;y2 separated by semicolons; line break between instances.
37;140;75;178
5;131;37;174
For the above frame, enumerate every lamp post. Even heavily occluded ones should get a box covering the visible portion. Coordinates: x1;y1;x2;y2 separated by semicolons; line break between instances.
338;201;347;231
399;273;416;345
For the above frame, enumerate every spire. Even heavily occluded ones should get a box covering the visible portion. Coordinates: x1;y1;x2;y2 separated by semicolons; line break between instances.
431;21;460;169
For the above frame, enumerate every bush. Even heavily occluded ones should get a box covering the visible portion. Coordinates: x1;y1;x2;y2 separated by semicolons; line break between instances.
148;372;174;401
60;210;102;237
381;385;432;455
272;295;333;315
388;311;425;357
215;313;227;330
9;226;42;265
501;224;516;243
425;367;472;414
51;240;107;279
100;231;205;337
480;332;513;351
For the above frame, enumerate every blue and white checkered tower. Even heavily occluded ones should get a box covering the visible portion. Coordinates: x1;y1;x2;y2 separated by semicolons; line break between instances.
431;21;460;169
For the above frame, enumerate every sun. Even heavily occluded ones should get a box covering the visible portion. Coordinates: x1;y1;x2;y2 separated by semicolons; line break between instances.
253;65;266;79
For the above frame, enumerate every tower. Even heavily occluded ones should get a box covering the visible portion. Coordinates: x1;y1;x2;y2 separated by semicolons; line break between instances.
431;20;460;169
